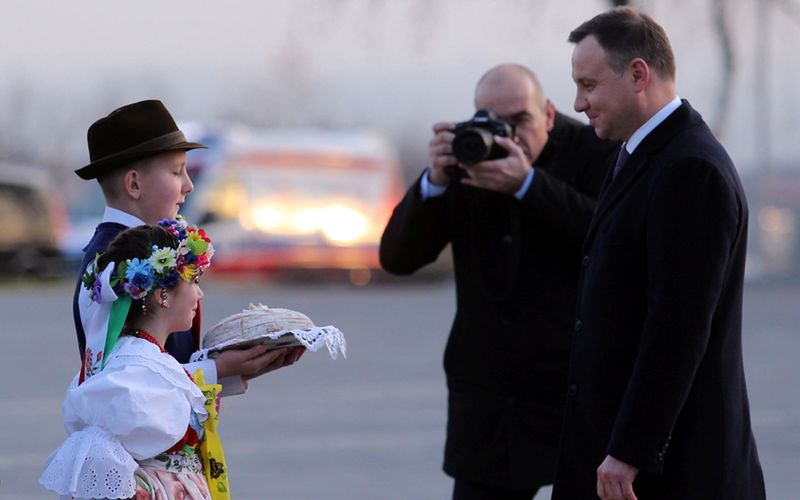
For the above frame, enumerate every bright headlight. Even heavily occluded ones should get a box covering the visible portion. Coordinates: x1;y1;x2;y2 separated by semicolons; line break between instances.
321;205;368;244
251;204;284;232
759;206;795;235
240;200;369;243
291;208;322;235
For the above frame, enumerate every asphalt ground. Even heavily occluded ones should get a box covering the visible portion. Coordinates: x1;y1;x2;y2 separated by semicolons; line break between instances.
1;277;796;499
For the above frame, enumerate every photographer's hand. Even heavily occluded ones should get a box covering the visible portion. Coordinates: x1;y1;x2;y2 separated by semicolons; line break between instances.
428;122;458;185
460;136;531;194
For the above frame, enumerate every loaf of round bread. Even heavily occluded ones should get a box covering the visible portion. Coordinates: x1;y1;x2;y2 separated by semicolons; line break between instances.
202;303;315;349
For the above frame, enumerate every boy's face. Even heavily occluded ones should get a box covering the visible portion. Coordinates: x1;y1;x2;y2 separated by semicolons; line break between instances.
137;150;194;223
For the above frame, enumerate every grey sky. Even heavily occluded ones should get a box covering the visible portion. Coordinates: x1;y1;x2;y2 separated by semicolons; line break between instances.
0;0;797;194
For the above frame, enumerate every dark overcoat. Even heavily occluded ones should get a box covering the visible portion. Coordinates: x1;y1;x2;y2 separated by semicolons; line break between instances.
552;101;766;499
380;113;617;489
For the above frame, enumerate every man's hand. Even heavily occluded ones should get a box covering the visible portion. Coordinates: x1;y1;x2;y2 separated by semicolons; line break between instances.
427;122;458;186
215;345;305;381
460;136;531;194
596;455;639;500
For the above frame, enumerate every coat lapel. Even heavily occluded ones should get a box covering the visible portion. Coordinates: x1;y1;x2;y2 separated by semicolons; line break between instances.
583;101;702;248
585;149;649;244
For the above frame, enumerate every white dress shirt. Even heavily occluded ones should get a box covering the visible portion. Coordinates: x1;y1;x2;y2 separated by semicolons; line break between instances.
623;96;682;155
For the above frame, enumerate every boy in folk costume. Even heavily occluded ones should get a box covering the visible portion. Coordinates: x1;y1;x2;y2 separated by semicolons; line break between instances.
71;100;303;394
41;220;226;499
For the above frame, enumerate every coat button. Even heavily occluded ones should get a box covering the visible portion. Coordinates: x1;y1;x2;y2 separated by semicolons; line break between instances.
567;384;578;396
501;317;511;327
574;319;583;332
582;255;591;268
501;235;512;245
656;451;665;462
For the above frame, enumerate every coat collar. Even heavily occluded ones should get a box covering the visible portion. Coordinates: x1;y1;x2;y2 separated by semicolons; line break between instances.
584;100;704;247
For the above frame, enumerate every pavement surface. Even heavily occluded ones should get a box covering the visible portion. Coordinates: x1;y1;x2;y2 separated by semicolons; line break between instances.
1;277;796;499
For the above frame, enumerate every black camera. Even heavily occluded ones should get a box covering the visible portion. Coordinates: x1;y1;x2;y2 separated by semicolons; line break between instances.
451;109;515;165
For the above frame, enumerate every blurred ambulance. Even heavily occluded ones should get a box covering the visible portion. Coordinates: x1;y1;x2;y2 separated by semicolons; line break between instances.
187;128;406;283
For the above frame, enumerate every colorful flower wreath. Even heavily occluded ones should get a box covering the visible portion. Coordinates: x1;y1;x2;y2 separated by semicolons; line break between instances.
81;216;214;303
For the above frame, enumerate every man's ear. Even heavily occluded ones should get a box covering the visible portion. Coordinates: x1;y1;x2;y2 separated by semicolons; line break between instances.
123;169;143;200
629;58;650;93
544;99;556;132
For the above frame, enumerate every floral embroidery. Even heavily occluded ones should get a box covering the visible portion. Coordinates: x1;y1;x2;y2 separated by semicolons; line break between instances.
209;458;225;479
153;448;203;475
82;347;102;378
202;387;222;416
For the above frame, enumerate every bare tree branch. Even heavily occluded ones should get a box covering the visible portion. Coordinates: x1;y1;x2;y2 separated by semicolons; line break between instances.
711;0;736;139
755;0;773;175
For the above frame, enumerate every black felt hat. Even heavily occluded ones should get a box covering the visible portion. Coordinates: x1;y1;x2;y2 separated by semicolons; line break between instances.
76;100;206;180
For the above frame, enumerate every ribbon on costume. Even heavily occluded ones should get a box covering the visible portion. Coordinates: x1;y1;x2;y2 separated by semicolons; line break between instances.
193;368;231;500
78;261;132;384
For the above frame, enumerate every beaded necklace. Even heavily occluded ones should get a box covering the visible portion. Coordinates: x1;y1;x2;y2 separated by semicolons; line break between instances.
132;329;165;351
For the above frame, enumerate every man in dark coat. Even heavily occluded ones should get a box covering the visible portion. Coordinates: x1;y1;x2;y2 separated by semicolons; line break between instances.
380;64;617;499
552;8;766;500
72;100;302;395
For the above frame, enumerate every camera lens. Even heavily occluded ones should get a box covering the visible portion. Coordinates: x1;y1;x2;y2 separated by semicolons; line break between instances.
452;128;494;165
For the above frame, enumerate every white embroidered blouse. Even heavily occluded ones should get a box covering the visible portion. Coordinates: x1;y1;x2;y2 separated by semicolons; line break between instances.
39;336;208;499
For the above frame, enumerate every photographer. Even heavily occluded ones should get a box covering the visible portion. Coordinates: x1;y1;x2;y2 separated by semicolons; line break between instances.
380;64;618;499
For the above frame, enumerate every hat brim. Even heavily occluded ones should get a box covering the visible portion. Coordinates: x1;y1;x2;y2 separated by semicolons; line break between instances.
75;140;207;180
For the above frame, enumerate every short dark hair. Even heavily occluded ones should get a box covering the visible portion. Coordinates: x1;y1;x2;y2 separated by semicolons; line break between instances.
96;155;156;201
568;7;675;80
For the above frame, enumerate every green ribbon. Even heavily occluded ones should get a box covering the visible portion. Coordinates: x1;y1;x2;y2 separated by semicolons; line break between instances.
102;295;132;369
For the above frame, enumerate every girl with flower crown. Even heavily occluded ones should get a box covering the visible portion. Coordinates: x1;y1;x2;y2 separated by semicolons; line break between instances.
40;219;226;500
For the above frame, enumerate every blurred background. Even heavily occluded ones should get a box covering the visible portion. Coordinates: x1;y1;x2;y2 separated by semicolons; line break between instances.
1;0;799;281
2;0;799;498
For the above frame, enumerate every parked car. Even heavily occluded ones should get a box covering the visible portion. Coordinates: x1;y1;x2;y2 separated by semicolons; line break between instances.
0;163;65;276
185;128;406;284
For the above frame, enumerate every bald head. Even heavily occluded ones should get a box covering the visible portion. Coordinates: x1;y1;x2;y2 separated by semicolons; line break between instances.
475;64;547;110
471;63;556;164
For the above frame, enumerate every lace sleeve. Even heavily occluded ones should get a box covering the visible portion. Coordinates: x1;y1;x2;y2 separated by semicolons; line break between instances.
39;425;138;499
42;338;206;498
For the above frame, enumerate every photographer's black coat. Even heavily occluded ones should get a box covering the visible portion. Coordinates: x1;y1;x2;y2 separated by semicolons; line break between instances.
380;112;617;489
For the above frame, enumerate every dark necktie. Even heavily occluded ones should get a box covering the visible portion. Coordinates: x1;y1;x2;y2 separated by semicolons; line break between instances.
612;145;630;180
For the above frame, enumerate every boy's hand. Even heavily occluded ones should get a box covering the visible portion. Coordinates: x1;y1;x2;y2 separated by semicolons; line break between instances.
215;345;304;380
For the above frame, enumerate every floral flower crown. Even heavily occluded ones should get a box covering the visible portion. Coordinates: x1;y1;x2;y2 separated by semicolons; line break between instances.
82;216;214;303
